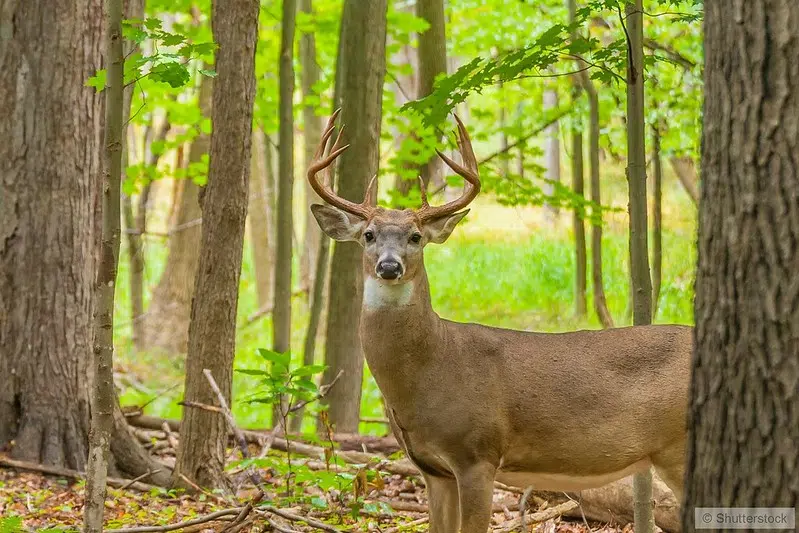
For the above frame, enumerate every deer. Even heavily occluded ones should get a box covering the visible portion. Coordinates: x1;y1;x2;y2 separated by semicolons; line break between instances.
308;110;691;533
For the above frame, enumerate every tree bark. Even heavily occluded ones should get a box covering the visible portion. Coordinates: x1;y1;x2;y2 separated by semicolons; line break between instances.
570;126;588;317
543;87;561;217
416;0;447;190
683;1;799;526
272;0;297;428
249;128;273;311
299;0;322;296
84;0;124;528
668;156;699;206
172;0;259;489
625;1;654;532
0;0;103;471
651;125;663;320
141;77;210;354
322;0;388;433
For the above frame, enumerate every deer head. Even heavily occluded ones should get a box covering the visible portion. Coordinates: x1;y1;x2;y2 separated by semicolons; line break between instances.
309;109;481;284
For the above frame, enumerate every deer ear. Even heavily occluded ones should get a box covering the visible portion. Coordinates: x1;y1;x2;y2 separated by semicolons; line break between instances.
423;209;469;244
311;204;366;242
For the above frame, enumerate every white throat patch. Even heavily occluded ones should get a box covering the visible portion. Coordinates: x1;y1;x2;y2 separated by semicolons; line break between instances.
363;277;414;310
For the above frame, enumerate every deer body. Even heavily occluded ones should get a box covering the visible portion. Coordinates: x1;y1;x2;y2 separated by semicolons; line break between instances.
308;112;690;533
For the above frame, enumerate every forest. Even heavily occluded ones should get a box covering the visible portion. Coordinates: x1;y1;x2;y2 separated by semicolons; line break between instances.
0;0;797;532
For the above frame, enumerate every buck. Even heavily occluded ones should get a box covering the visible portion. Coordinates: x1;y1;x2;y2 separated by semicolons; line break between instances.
309;110;691;533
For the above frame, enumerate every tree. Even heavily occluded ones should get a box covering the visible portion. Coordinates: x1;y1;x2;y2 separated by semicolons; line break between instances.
85;0;124;528
299;0;323;296
651;125;662;319
249;128;274;312
172;0;259;488
322;0;388;433
625;1;654;532
683;1;799;525
141;76;212;354
416;0;447;189
544;87;561;218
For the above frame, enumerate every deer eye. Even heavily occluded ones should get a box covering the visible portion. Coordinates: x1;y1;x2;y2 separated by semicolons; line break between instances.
410;233;422;244
364;231;374;242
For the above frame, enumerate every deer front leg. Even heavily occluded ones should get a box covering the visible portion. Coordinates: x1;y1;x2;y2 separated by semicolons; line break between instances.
454;463;496;533
425;474;460;532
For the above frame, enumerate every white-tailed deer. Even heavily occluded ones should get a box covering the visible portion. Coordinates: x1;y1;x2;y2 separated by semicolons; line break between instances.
309;110;690;533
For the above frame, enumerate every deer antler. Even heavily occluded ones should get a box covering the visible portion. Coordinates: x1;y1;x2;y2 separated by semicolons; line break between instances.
307;109;375;219
416;115;481;222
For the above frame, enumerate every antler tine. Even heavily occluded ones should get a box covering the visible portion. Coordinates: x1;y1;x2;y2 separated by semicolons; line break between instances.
418;176;429;208
307;109;374;219
416;115;481;222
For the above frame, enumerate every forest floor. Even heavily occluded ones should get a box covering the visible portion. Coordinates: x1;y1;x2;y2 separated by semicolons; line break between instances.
0;462;636;533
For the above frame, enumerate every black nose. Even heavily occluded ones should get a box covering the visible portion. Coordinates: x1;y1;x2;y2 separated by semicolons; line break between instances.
376;260;403;280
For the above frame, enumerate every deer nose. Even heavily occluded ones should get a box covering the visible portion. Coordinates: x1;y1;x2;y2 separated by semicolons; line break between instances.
376;259;403;280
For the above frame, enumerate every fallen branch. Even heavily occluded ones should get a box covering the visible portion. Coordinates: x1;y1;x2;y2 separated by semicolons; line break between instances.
178;400;224;414
384;517;429;533
497;500;579;532
0;456;157;493
104;508;241;533
258;505;342;533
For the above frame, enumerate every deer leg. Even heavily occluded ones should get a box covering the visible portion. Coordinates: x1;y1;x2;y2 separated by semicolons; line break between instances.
425;474;460;533
454;463;496;533
651;441;686;502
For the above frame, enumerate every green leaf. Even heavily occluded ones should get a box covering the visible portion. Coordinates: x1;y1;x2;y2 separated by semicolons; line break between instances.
256;348;291;367
150;62;191;88
291;364;326;377
85;69;107;92
235;368;269;376
0;516;23;533
143;17;162;30
199;68;217;78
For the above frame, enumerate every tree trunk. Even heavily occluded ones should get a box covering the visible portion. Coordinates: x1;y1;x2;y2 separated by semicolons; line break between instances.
683;1;799;526
543;87;561;217
625;1;654;532
272;0;297;428
84;0;124;528
299;0;322;296
172;0;258;489
651;125;662;320
322;0;388;433
0;0;102;471
570;126;588;317
581;72;614;328
668;156;699;206
141;78;211;354
249;128;273;310
416;0;447;190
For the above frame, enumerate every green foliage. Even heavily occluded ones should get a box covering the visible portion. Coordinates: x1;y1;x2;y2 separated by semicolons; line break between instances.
0;517;22;533
237;348;326;410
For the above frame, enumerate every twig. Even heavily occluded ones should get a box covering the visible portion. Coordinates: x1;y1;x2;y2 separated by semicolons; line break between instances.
119;469;161;491
222;491;264;533
498;500;579;532
257;506;341;533
178;400;225;414
178;473;230;505
384;517;429;533
0;456;159;492
104;508;242;533
285;369;344;414
264;517;300;533
520;485;536;531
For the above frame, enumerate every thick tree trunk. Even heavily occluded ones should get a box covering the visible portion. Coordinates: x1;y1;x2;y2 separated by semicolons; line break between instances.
299;0;322;296
172;0;258;488
683;1;799;526
84;0;124;527
0;0;103;471
322;0;388;433
416;0;447;190
625;1;654;532
249;128;273;310
141;78;211;354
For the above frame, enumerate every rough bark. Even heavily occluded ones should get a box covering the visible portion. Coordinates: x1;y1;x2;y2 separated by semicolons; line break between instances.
172;0;258;488
249;128;273;311
0;0;102;470
299;0;322;296
543;88;561;217
651;125;663;320
322;0;388;433
683;1;799;526
668;156;699;206
581;72;614;328
416;0;447;190
84;0;124;528
625;1;654;532
140;77;211;354
570;126;588;317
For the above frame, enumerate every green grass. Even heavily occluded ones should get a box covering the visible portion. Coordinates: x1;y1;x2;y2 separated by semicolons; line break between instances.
114;173;697;433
